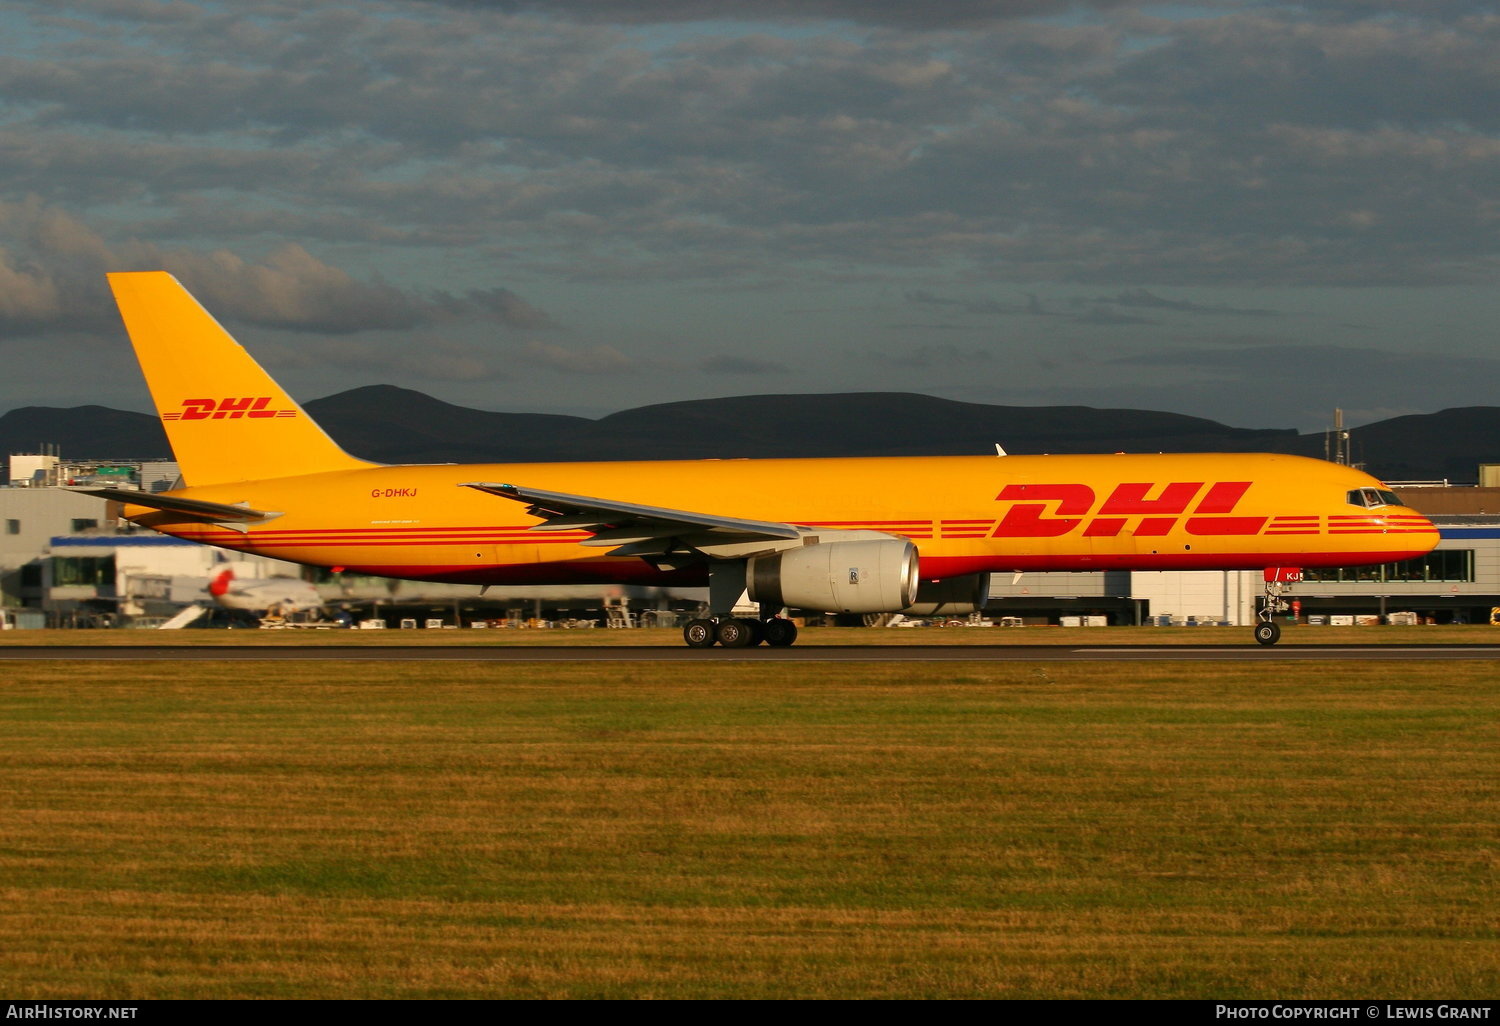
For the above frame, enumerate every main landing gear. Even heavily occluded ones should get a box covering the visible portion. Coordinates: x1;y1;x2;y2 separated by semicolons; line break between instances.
683;616;799;649
683;559;799;648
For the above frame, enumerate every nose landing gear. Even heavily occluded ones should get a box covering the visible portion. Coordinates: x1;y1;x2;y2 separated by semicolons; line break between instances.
1256;567;1302;646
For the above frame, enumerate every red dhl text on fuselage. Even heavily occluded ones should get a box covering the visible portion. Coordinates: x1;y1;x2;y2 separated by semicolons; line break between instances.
126;452;1439;585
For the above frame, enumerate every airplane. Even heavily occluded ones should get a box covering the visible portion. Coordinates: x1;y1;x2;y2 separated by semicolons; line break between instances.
207;566;326;621
77;271;1440;648
152;565;330;630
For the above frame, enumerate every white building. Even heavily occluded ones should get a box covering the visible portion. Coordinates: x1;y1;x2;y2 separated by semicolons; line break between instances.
1;487;113;608
983;517;1500;626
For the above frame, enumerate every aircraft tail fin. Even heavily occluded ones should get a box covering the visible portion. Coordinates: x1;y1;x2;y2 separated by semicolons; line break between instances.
107;272;375;486
209;568;234;597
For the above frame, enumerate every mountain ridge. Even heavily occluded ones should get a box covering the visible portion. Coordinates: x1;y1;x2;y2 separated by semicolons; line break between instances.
1;387;1491;483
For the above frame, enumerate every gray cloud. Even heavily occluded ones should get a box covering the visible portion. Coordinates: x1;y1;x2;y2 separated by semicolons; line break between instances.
699;354;788;375
1105;13;1500;135
420;0;1141;29
0;1;1496;426
519;339;639;374
1085;288;1281;317
2;4;1494;290
0;200;551;337
880;343;996;369
1117;342;1494;379
905;288;1240;326
271;333;513;382
904;290;1050;316
1069;305;1154;326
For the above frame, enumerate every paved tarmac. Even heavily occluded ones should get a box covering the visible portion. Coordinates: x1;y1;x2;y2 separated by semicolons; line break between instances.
2;643;1498;662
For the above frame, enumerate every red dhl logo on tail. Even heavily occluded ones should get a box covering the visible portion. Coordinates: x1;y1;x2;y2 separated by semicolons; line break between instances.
995;481;1266;537
163;398;297;421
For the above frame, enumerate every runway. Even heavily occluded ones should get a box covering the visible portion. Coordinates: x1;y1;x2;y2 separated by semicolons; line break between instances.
3;643;1498;662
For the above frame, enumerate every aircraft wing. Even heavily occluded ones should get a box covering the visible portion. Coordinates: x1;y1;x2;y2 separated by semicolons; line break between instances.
459;481;802;550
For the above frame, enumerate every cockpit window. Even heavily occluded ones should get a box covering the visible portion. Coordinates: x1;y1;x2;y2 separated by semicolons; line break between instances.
1347;488;1403;509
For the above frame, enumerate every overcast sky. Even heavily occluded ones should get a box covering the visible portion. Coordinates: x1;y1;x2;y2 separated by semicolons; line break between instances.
0;0;1496;433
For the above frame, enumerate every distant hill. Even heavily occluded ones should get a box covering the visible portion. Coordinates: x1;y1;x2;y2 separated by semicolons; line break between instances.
302;385;592;465
573;393;1298;460
2;388;1494;483
0;405;169;465
1282;407;1500;484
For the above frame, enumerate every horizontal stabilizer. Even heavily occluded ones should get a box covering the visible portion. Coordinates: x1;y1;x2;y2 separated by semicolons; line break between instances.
70;487;282;533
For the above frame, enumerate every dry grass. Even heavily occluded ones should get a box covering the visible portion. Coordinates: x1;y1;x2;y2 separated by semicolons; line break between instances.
1;661;1496;998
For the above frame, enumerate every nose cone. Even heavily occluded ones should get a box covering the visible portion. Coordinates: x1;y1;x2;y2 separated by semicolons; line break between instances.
1377;505;1441;559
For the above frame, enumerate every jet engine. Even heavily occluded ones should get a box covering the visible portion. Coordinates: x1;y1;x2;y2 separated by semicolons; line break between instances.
747;538;919;614
902;573;991;616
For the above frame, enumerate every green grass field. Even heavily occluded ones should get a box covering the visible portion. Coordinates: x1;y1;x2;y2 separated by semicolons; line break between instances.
1;658;1496;998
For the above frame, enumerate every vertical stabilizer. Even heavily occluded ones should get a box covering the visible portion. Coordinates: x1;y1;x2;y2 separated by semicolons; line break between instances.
107;272;375;486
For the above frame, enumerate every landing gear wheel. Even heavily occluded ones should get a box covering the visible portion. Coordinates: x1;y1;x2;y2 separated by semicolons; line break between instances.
763;617;798;647
1254;621;1281;646
741;618;766;647
715;618;754;648
684;618;717;648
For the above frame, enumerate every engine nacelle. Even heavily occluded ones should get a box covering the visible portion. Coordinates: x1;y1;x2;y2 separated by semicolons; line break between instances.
748;539;919;614
902;573;991;616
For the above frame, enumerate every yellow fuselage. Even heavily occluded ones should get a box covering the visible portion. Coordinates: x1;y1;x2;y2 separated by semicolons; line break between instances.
124;451;1439;586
